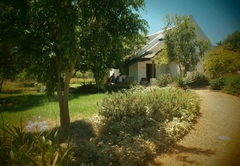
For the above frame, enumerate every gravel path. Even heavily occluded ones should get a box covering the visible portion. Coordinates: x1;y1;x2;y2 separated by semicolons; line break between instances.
154;89;240;166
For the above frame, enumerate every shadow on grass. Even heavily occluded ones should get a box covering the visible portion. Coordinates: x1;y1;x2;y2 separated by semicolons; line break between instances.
0;94;47;113
0;91;98;113
68;119;96;140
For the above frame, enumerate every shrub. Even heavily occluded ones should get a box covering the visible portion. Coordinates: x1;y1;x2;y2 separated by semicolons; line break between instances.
19;81;35;88
204;47;240;79
174;74;192;88
89;86;201;165
189;73;209;87
71;83;103;94
99;86;200;125
209;77;226;90
155;74;173;87
223;74;240;96
121;77;137;89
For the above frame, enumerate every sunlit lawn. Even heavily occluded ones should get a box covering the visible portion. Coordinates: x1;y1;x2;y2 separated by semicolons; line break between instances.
0;89;106;129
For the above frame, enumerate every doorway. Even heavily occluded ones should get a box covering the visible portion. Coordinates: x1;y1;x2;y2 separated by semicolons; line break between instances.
146;64;156;82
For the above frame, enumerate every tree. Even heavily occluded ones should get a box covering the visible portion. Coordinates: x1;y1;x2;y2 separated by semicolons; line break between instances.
204;30;240;79
220;30;240;52
0;0;29;91
156;13;210;75
0;43;19;91
1;0;148;134
204;47;240;79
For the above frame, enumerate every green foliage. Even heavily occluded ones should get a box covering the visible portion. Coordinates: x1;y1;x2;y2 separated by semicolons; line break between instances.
209;74;240;96
121;77;137;89
223;75;240;96
99;86;200;123
204;47;240;79
0;120;72;166
154;74;173;87
189;73;209;87
82;86;200;165
0;91;105;128
154;49;170;67
220;30;240;52
71;84;104;94
72;71;94;79
158;13;210;74
174;74;192;88
0;43;21;92
1;0;149;133
209;77;226;90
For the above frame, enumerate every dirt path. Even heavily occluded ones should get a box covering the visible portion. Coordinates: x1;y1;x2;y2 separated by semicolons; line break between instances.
154;89;240;166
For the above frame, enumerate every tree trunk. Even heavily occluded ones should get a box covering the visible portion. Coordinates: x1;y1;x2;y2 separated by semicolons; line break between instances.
57;71;71;134
0;80;3;92
55;57;77;134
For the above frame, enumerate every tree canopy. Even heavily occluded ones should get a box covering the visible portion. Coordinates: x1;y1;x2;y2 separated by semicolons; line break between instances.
0;0;148;133
155;13;210;74
217;30;240;52
204;30;240;79
0;43;20;91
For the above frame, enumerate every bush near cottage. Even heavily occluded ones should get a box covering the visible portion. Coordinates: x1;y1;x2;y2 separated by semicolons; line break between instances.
1;85;201;165
155;74;174;87
223;74;240;96
70;86;201;166
209;77;226;90
204;47;240;79
154;73;209;89
189;73;209;88
209;74;240;96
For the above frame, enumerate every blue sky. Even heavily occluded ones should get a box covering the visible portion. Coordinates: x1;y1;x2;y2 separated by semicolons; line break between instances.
140;0;240;45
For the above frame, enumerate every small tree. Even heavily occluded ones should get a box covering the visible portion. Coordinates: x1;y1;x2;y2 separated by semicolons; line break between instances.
1;0;148;134
220;30;240;52
204;47;240;79
156;13;210;75
205;30;240;79
0;43;21;91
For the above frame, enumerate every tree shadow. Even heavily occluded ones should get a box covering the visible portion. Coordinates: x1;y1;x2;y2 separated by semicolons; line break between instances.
80;116;174;166
0;94;46;113
170;144;216;156
153;144;216;166
68;118;96;140
47;115;213;166
0;91;100;113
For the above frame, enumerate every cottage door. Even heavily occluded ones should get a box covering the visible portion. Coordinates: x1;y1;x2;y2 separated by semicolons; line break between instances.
146;64;156;82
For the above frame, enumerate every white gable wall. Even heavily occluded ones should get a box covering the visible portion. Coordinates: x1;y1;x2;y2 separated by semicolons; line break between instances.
128;16;210;82
129;63;138;81
168;63;179;76
138;61;150;82
129;61;181;82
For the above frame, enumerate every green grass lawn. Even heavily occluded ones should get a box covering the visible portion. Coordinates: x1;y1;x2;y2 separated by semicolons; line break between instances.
0;91;106;129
